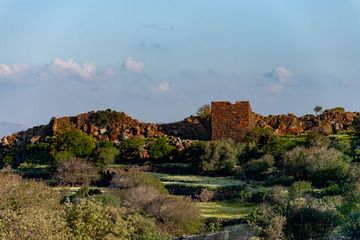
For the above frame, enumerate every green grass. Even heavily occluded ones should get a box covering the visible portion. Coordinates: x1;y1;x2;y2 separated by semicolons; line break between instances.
197;201;256;219
149;172;244;189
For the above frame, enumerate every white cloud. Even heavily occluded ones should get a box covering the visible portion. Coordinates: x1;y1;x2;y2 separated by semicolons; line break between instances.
0;58;117;84
152;81;172;93
0;64;29;83
263;66;294;94
122;57;144;74
49;58;98;80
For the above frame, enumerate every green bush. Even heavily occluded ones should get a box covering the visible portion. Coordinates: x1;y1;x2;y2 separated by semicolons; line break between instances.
53;151;75;163
196;104;211;120
342;210;360;239
0;173;71;240
91;109;126;127
284;207;340;240
240;128;276;162
94;144;119;167
147;137;177;161
329;136;353;157
196;140;240;175
127;213;169;240
288;181;312;199
65;198;132;240
326;107;345;113
283;146;349;186
2;155;13;167
53;129;96;158
241;154;274;180
110;172;168;194
247;204;286;240
24;142;54;165
118;137;146;161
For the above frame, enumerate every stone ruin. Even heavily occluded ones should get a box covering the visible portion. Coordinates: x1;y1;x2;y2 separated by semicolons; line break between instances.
211;101;256;141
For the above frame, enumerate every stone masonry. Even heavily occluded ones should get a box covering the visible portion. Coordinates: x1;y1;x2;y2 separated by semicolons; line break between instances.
211;101;256;141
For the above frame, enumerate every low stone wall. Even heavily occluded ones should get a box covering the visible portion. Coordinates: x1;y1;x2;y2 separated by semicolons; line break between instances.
179;224;253;240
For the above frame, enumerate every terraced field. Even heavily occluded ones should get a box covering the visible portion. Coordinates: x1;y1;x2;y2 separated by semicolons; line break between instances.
149;172;245;189
197;201;256;219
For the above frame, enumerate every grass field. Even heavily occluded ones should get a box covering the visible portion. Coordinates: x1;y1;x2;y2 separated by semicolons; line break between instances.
149;172;244;189
197;201;256;219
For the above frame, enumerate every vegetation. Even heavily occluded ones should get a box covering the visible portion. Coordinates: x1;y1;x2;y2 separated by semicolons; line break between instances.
53;129;96;158
313;105;323;115
191;140;241;175
2;115;360;239
196;104;211;119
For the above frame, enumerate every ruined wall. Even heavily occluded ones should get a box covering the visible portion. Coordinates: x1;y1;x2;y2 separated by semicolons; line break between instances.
211;101;255;141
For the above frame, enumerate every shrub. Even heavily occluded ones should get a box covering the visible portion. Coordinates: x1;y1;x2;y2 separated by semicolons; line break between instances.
196;104;211;120
145;195;204;236
147;137;177;161
288;181;312;199
245;127;275;147
127;213;169;240
326;107;345;113
65;199;131;240
94;145;119;167
284;207;340;240
53;129;96;158
353;117;360;136
242;154;274;180
117;185;161;209
0;173;59;211
53;151;75;163
0;173;71;240
240;128;275;162
2;155;13;167
306;129;329;147
54;158;99;186
91;109;126;127
196;140;239;174
329;136;353;157
110;172;168;194
247;204;286;240
0;207;71;240
94;193;120;207
342;210;360;239
110;172;202;236
196;188;215;202
118;137;146;161
24;142;54;165
283;146;349;186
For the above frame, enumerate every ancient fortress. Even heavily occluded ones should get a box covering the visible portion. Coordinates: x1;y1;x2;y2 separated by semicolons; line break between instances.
211;101;256;141
2;100;360;147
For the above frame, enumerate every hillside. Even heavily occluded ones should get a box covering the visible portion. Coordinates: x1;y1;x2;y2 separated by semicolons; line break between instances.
1;107;359;147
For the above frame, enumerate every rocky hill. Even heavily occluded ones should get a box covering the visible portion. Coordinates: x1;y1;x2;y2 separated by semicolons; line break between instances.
1;108;359;147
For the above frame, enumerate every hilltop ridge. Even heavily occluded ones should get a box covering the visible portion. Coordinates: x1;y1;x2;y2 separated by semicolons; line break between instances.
1;107;359;147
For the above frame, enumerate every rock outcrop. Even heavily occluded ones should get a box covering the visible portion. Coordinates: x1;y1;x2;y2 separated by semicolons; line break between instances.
1;108;359;147
255;109;360;136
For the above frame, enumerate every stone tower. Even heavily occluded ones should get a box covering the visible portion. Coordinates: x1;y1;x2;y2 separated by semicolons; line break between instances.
211;101;255;141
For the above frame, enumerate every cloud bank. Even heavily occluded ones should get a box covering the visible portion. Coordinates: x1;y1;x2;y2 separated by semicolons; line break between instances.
0;58;117;84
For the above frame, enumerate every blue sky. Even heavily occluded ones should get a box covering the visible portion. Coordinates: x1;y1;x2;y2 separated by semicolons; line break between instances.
1;0;360;127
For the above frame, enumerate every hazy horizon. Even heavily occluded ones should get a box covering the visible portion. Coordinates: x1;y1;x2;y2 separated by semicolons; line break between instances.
1;0;360;127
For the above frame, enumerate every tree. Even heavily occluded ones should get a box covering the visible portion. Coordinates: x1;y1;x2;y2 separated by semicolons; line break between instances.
313;105;323;115
196;104;211;119
53;129;96;158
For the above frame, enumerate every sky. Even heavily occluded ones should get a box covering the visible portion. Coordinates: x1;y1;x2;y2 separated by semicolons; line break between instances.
1;0;360;128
